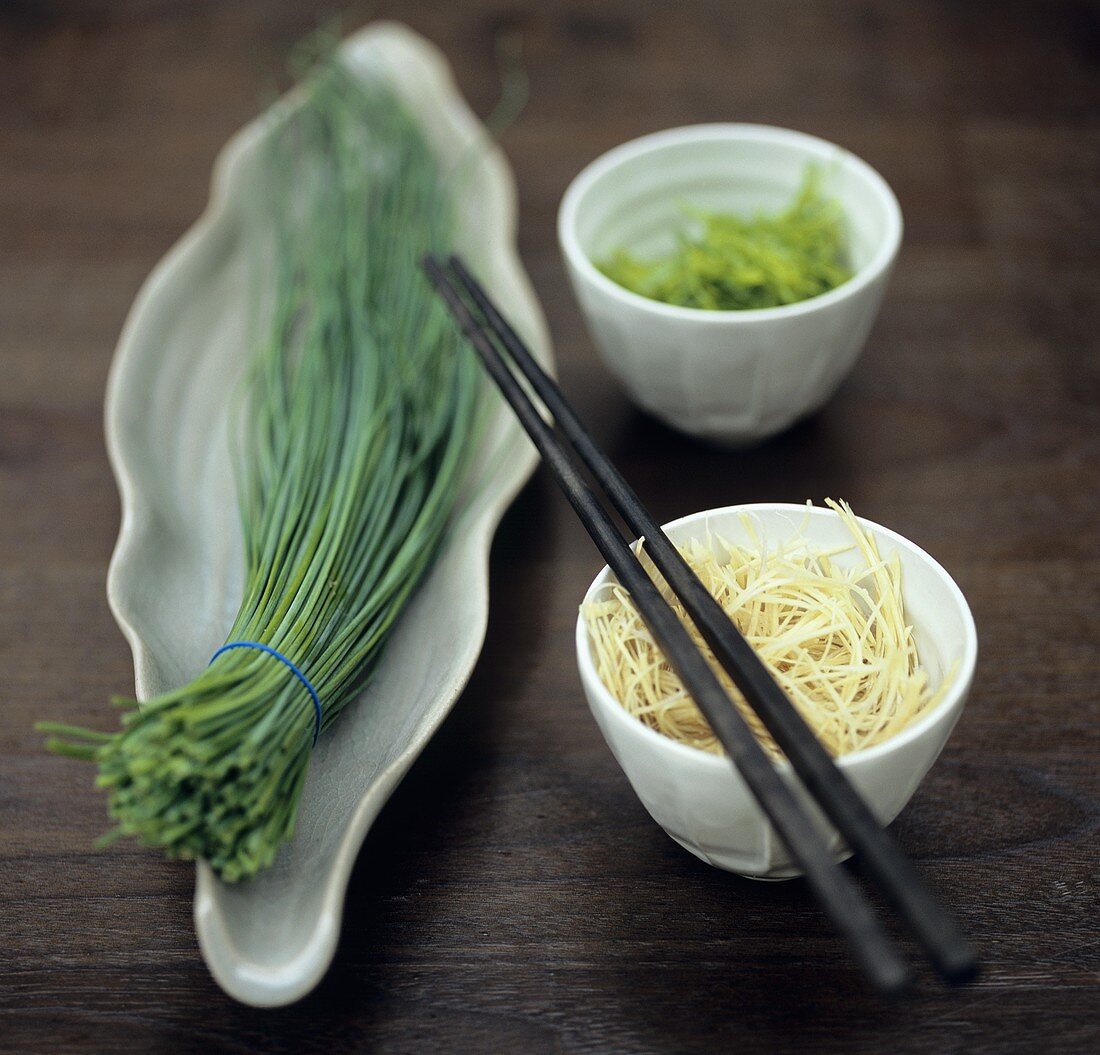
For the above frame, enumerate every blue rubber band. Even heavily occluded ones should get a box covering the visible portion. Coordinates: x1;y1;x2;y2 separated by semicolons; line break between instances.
208;641;323;745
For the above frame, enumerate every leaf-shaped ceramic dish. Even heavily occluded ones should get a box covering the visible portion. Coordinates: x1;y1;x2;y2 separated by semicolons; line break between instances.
104;22;551;1007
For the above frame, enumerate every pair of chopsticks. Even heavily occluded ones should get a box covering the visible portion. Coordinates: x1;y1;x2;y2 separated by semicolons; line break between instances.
423;254;978;995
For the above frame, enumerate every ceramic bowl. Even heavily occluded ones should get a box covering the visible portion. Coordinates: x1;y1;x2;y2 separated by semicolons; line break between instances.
558;125;902;445
574;503;976;879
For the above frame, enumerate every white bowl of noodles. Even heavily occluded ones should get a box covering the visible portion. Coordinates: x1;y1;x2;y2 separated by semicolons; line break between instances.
574;502;977;879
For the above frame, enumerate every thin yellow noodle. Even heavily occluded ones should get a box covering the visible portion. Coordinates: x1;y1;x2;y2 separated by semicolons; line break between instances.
583;500;951;758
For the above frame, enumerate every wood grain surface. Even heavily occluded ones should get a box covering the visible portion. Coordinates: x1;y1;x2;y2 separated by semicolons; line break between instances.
2;1;1098;1052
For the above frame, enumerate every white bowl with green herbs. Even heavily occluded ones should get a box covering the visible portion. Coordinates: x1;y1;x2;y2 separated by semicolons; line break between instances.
558;124;902;445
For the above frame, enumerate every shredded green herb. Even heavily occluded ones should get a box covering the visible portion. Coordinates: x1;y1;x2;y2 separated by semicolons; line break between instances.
39;56;483;881
598;167;852;311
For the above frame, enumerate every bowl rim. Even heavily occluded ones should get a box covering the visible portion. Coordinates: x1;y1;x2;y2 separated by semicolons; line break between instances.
574;502;977;773
557;122;903;324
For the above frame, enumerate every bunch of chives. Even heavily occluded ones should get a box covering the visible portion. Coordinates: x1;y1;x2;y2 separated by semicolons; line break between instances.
40;57;483;882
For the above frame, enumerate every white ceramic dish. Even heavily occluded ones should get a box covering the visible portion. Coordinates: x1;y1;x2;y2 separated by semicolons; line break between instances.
575;504;976;879
104;23;552;1007
558;125;902;445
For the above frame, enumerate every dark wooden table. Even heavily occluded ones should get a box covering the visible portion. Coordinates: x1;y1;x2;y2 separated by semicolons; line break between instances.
3;1;1098;1052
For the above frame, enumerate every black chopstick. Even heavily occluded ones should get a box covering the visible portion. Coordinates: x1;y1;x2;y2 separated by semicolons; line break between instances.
446;256;978;986
424;255;913;996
